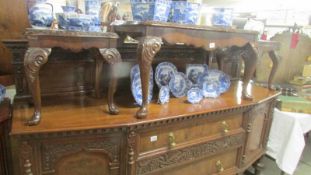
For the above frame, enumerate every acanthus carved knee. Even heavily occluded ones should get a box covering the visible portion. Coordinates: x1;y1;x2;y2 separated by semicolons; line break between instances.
24;48;51;82
99;48;122;64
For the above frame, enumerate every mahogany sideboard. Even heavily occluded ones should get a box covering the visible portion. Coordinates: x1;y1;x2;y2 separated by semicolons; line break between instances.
0;98;12;175
10;83;280;175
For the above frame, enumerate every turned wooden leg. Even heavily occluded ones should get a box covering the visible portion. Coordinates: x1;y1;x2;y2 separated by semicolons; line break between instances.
241;43;258;100
96;48;122;115
136;36;162;119
24;48;51;126
267;50;280;90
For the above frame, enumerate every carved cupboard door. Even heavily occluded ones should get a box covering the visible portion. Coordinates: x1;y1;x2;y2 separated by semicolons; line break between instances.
241;101;274;166
13;131;123;175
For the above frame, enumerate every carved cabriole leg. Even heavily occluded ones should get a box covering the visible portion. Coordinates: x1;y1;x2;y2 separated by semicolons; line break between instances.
136;36;162;119
241;43;258;100
94;50;104;98
267;50;280;90
96;48;122;115
24;47;51;126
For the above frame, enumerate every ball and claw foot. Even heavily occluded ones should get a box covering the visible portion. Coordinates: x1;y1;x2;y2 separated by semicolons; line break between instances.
108;104;119;115
25;111;41;126
136;107;148;119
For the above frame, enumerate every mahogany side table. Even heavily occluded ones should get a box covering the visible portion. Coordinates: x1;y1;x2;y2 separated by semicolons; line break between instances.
114;22;261;119
23;28;122;125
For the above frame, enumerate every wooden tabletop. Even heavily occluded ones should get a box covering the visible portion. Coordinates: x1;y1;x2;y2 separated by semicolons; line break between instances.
115;21;259;35
25;28;119;38
11;82;279;135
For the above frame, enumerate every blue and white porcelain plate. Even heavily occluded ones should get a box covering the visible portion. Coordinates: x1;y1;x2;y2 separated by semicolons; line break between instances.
155;62;177;88
219;73;231;93
130;65;153;106
197;69;231;94
158;86;170;104
0;84;6;103
186;64;208;84
202;81;220;98
169;72;189;98
187;87;203;104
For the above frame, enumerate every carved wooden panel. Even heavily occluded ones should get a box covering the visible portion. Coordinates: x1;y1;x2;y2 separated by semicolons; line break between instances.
154;149;238;175
242;100;273;166
40;135;121;175
136;133;244;175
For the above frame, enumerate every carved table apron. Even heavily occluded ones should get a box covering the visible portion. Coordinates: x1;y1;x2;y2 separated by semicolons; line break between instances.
114;22;263;119
23;28;121;125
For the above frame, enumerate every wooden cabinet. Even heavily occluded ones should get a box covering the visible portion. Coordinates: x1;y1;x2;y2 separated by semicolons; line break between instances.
11;130;125;175
0;98;12;175
10;84;279;175
240;102;275;171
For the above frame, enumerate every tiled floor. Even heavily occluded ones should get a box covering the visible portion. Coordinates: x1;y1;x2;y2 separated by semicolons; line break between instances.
260;135;311;175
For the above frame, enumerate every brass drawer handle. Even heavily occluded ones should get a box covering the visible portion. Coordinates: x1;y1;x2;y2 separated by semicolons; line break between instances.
216;160;224;172
221;121;229;133
168;132;176;148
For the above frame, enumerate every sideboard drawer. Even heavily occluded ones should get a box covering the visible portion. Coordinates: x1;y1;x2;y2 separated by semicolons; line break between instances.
136;144;241;175
161;149;239;175
138;114;243;154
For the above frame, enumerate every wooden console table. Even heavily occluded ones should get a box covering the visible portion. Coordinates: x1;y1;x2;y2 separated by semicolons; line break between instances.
15;28;122;125
113;22;279;119
10;83;280;175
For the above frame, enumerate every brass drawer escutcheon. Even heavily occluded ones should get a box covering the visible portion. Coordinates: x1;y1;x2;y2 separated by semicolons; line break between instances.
168;132;176;148
216;160;224;172
221;121;229;133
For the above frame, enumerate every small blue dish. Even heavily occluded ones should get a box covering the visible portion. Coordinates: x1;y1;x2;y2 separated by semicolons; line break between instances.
158;86;170;104
187;87;203;104
186;64;208;85
155;62;177;88
202;81;220;98
0;84;6;102
62;6;76;13
169;72;189;98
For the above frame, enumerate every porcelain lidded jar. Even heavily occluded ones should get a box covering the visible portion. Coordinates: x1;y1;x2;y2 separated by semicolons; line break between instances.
27;0;54;28
168;0;202;24
131;0;172;22
211;8;233;27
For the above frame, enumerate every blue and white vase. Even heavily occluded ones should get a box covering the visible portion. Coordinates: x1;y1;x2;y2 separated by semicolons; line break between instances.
85;0;102;16
212;8;233;27
169;0;201;24
28;0;54;28
131;0;172;22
